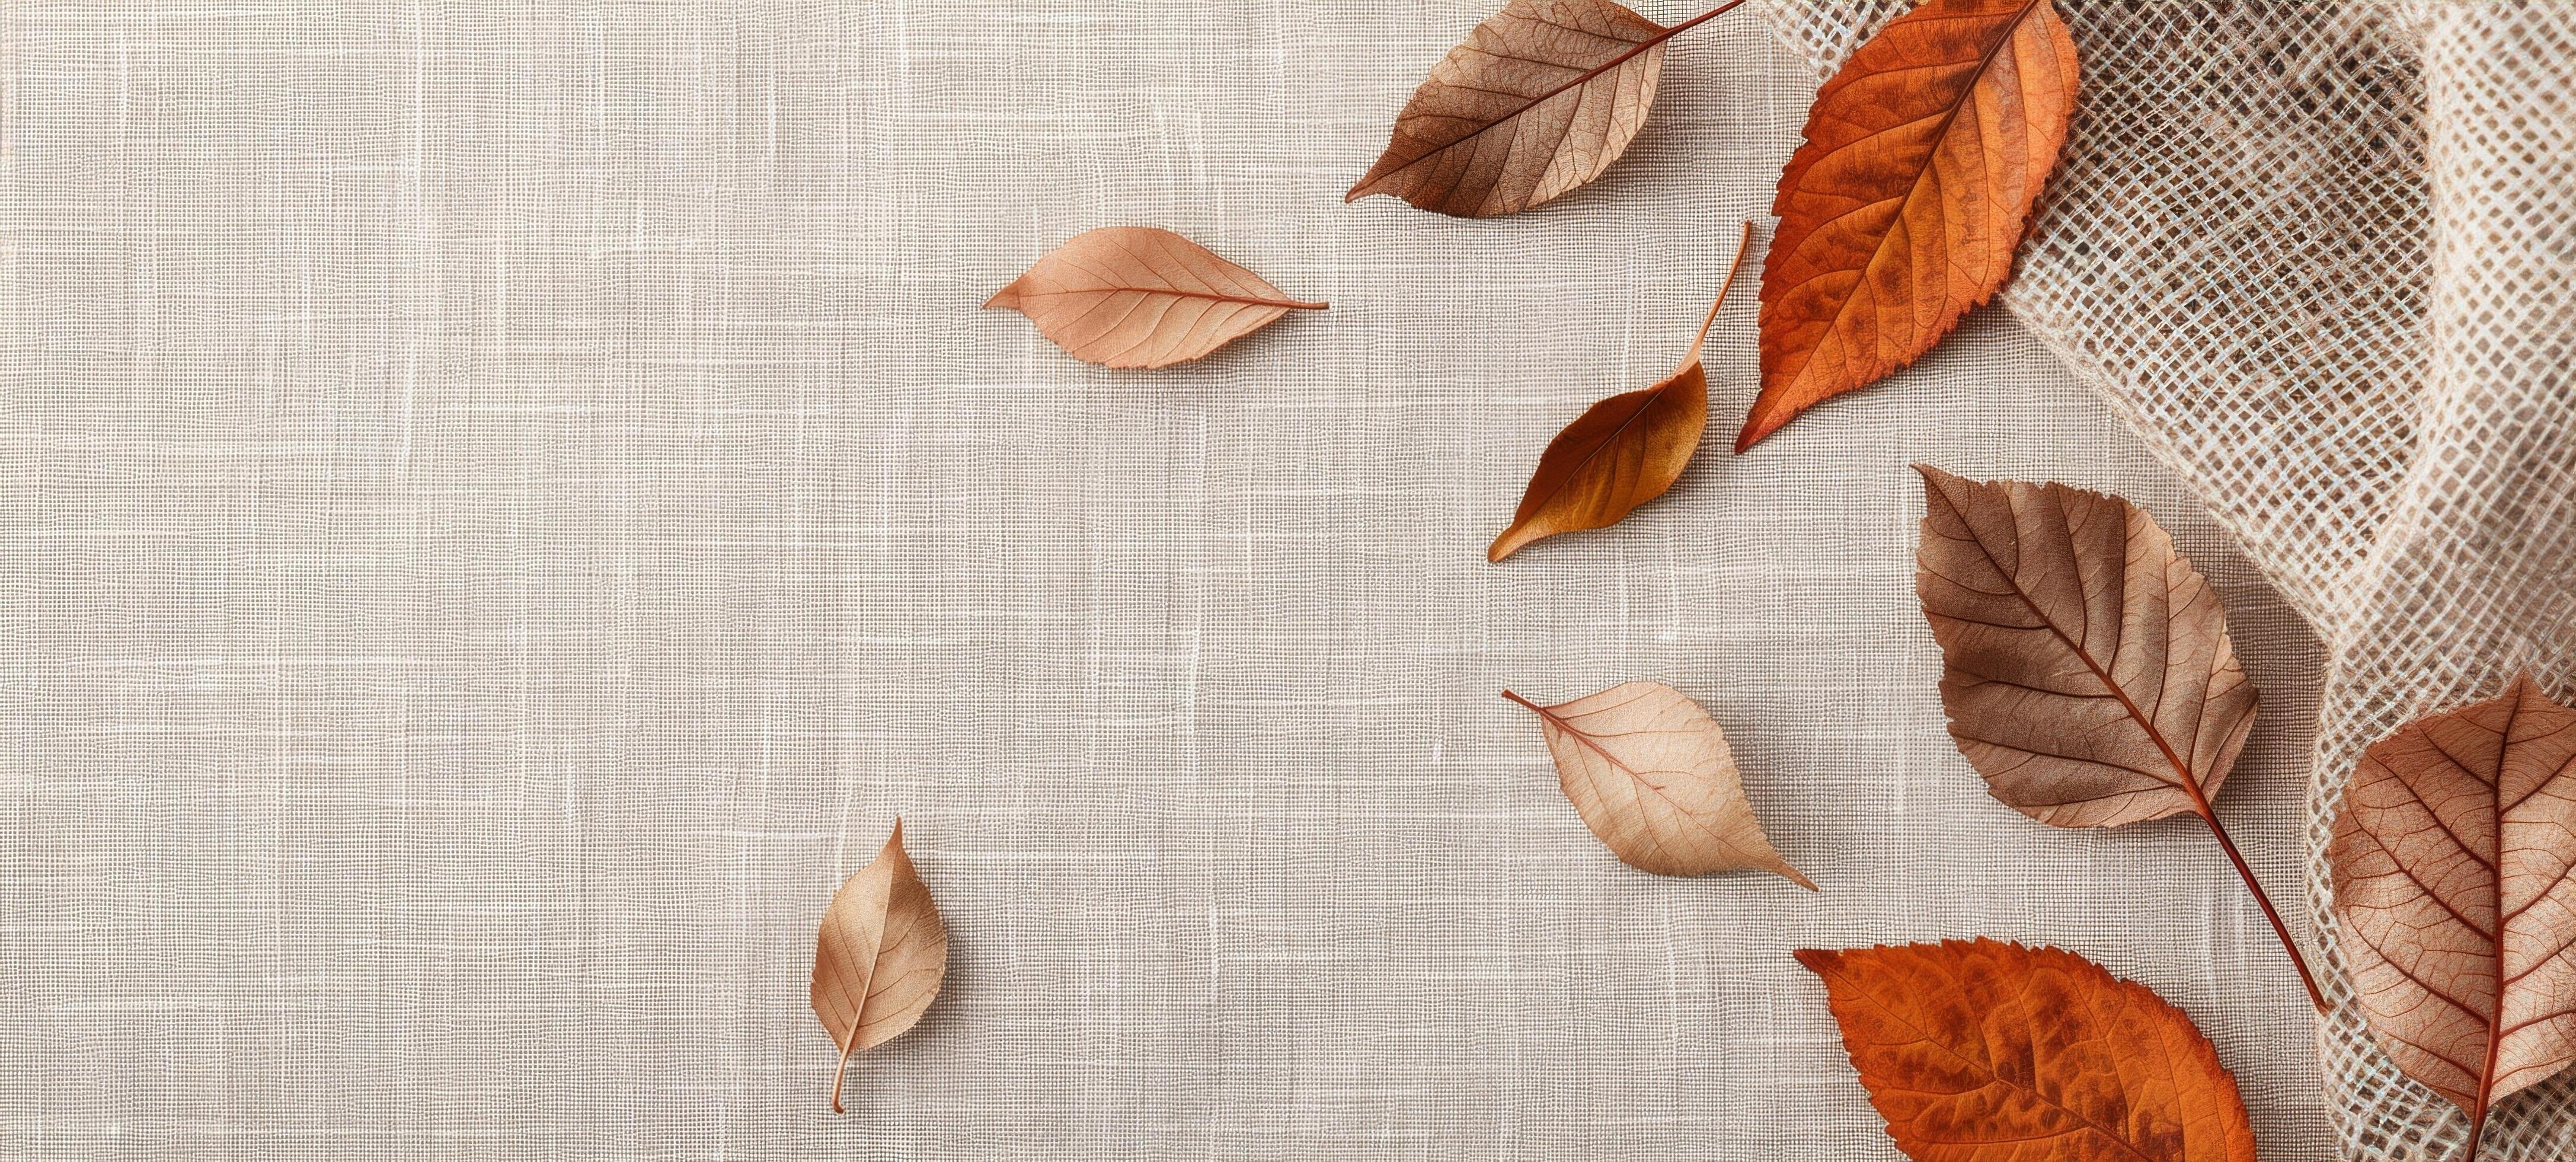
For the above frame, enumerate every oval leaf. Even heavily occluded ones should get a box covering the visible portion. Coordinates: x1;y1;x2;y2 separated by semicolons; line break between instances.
1797;938;2259;1162
1738;0;2078;450
1345;0;1703;218
1503;681;1814;888
1489;222;1753;561
813;820;949;1113
1914;465;2324;1010
2328;675;2576;1157
1914;465;2255;829
985;226;1325;368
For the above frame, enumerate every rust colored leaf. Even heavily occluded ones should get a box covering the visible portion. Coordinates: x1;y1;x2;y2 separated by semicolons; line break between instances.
1798;938;2258;1162
985;227;1325;369
1738;0;2078;451
1503;680;1814;888
813;820;949;1113
2328;675;2576;1160
1489;221;1753;561
1913;465;2325;1010
1345;0;1747;218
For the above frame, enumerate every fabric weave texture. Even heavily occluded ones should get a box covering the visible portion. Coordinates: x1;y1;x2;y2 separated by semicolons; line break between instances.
1760;2;2574;1158
9;0;2540;1157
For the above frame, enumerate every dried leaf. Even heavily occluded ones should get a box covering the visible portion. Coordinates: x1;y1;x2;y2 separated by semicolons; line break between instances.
1489;222;1754;561
986;227;1325;368
2328;675;2576;1159
1346;0;1747;218
1503;681;1813;888
1738;0;2078;450
813;820;949;1113
1798;938;2258;1162
1913;465;2324;1010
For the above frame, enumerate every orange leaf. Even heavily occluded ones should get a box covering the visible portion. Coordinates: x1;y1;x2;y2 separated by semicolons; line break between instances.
2328;675;2576;1160
1798;938;2258;1162
1738;0;2078;451
1489;222;1753;561
986;227;1325;369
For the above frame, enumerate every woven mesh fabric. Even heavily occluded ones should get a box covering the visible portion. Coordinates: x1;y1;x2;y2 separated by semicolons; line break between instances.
1761;2;2575;1159
0;1;2425;1158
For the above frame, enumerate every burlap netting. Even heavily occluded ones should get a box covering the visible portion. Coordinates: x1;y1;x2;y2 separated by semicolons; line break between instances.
1760;1;2575;1158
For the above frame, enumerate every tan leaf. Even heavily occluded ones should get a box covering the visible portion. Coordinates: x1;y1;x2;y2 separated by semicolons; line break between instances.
1913;465;2323;1010
1346;0;1748;218
2329;675;2576;1159
1503;681;1814;888
1489;222;1753;561
985;226;1325;369
1738;0;2078;450
1798;938;2259;1162
812;819;949;1113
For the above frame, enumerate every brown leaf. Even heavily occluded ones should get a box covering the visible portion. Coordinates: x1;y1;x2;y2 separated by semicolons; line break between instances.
813;820;949;1113
1503;681;1813;888
1738;0;2078;451
2328;675;2576;1159
1346;0;1747;218
1913;465;2324;1010
1798;938;2259;1162
1488;221;1753;561
985;227;1325;368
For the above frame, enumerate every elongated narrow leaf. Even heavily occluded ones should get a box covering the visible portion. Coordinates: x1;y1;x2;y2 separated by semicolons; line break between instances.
1913;465;2325;1010
1489;222;1753;561
1798;938;2259;1162
813;820;949;1113
1504;681;1813;888
1738;0;2077;450
1347;0;1722;218
2329;675;2576;1159
986;227;1325;368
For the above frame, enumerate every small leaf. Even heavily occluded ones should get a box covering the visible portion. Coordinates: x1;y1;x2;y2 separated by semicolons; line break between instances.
1739;0;2078;450
1913;465;2324;1010
986;227;1325;368
1797;938;2259;1162
1347;0;1744;218
813;820;949;1113
1503;681;1813;888
2328;675;2576;1160
1489;222;1753;561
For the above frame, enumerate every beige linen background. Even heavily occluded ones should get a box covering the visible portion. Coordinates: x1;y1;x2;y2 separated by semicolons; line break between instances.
2;3;2341;1159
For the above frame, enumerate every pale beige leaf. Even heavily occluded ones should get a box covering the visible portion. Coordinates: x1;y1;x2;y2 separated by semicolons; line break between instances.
812;819;949;1113
1504;681;1814;888
2329;675;2576;1155
1914;465;2257;829
985;226;1325;369
1346;0;1704;218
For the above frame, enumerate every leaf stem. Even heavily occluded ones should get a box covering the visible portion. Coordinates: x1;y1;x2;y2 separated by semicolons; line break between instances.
1500;689;1548;716
1680;221;1757;369
2188;792;2329;1014
831;1039;856;1114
